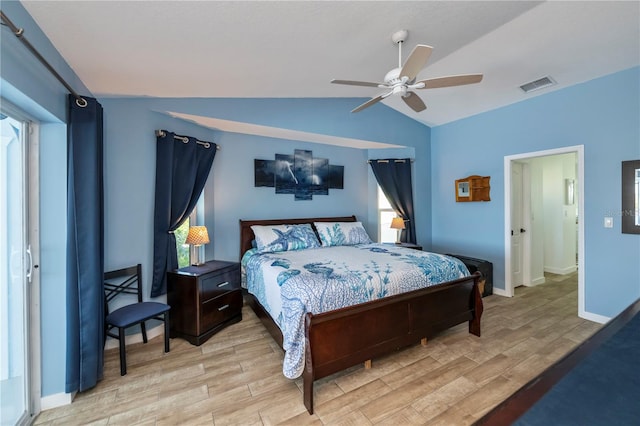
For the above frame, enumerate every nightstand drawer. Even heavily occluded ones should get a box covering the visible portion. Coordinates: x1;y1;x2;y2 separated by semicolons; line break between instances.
201;289;243;332
201;268;240;300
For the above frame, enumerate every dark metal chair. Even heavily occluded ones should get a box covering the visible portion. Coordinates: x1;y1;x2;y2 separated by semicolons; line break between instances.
104;264;170;375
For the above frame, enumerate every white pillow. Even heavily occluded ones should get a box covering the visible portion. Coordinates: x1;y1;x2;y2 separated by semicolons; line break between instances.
314;222;372;247
251;224;320;253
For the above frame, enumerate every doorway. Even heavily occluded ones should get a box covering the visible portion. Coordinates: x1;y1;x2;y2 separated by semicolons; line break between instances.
0;104;41;425
504;145;585;318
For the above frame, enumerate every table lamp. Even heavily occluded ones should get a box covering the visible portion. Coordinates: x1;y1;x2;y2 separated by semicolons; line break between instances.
185;226;209;266
390;217;405;244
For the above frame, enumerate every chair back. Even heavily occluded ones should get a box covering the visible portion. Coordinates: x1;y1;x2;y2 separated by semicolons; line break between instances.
104;264;144;310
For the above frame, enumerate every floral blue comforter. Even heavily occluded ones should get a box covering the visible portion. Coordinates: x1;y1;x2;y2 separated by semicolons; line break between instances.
241;243;469;379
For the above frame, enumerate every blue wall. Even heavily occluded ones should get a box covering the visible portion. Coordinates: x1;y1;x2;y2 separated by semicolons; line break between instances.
431;67;640;317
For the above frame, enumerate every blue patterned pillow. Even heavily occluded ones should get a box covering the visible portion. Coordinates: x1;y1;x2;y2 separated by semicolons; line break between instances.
251;224;321;253
314;222;372;247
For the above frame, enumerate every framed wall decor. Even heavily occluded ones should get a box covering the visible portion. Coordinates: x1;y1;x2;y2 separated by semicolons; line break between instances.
621;159;640;234
455;175;491;202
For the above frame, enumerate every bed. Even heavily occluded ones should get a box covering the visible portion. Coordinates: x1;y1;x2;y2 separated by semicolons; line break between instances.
239;215;483;414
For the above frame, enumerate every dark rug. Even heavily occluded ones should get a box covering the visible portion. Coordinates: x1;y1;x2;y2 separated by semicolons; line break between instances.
514;312;640;426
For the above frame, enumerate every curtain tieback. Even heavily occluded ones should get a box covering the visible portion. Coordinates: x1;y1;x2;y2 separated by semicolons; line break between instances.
167;231;175;234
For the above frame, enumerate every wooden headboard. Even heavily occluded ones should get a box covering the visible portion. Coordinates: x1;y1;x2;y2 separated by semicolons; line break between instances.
239;215;357;260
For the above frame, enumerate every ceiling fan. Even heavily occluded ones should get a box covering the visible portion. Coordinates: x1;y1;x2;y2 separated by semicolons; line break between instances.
331;30;483;113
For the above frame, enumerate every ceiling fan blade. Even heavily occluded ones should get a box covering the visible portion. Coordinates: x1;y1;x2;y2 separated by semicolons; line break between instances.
331;79;383;88
402;92;427;112
416;74;483;89
399;44;433;81
351;95;385;113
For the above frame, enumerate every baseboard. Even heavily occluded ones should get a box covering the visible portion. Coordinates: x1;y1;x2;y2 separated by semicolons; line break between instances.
492;288;510;297
41;391;75;411
529;276;546;286
579;310;610;324
104;324;165;350
544;265;577;275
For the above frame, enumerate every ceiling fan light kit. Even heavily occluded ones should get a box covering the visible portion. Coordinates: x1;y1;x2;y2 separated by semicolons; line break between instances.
331;30;483;113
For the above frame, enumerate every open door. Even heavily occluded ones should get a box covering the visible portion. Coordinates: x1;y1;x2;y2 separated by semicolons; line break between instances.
511;162;525;288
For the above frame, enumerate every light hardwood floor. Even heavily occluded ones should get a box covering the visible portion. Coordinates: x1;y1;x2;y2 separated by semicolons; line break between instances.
35;272;601;425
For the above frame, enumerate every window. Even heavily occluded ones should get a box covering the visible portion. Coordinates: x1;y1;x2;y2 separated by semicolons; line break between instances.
175;218;191;268
175;195;205;268
378;186;397;243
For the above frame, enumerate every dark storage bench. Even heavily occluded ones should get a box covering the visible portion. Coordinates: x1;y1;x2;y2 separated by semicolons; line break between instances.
446;254;493;297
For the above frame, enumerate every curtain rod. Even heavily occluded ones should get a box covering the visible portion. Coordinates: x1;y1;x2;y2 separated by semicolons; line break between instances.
0;11;87;107
155;130;219;150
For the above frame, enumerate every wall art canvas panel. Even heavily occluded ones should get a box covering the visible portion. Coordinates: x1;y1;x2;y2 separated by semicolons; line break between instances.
255;149;344;200
275;154;297;194
329;165;344;189
311;158;329;195
294;149;313;200
254;159;275;187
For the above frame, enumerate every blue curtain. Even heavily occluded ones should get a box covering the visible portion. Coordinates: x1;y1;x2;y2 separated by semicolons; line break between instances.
66;95;104;392
150;131;217;297
369;158;417;244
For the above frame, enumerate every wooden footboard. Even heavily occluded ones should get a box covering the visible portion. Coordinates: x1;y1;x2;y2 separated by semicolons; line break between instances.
302;272;482;413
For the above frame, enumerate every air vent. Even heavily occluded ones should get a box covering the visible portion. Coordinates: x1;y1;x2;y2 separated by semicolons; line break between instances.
520;76;556;93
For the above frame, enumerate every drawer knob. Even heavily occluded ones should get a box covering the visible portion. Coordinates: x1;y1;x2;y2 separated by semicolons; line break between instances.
218;281;230;288
218;304;229;311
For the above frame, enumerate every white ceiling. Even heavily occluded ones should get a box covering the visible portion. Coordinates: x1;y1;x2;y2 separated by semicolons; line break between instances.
20;0;640;131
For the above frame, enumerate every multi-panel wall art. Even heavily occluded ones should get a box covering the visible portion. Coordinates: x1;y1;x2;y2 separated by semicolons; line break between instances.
254;149;344;200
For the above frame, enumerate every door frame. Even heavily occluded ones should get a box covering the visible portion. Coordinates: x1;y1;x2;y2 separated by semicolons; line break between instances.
503;145;585;318
27;119;41;419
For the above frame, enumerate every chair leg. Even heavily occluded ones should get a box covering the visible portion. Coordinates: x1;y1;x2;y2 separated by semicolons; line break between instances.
141;321;148;344
118;327;127;376
164;312;170;353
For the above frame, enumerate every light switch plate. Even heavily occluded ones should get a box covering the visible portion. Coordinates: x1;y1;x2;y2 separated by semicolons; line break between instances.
604;217;613;228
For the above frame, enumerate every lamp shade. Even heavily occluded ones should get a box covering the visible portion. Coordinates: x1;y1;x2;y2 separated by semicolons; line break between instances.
185;226;209;246
390;217;406;230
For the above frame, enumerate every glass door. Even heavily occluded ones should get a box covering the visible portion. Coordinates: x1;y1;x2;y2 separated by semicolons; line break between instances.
0;111;31;425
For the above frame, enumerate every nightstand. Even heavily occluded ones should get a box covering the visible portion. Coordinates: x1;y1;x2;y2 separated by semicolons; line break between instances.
167;260;242;346
395;242;422;251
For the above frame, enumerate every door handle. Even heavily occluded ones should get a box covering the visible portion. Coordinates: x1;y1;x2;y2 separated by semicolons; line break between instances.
520;228;526;233
26;244;33;283
511;230;514;236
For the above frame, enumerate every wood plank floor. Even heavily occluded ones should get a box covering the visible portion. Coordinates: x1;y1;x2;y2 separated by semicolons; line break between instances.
35;272;602;425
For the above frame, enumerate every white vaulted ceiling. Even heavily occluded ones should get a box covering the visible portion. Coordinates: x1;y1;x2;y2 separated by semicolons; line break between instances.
19;1;640;128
